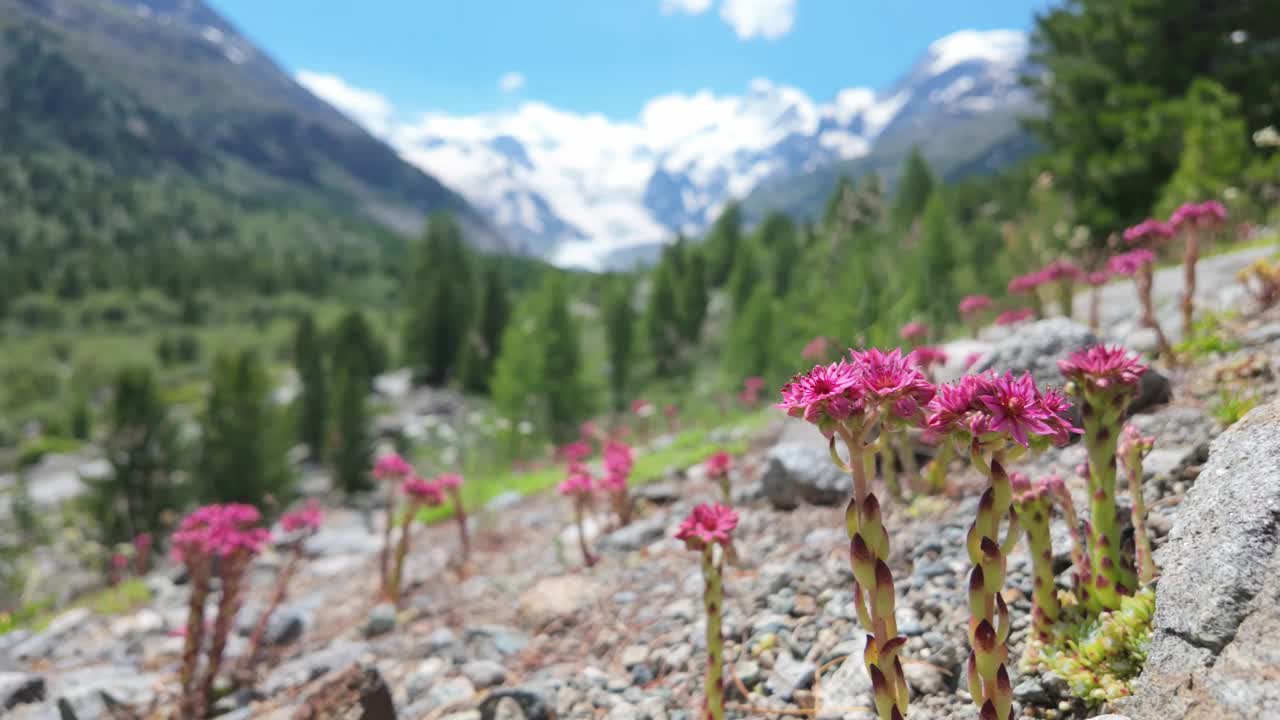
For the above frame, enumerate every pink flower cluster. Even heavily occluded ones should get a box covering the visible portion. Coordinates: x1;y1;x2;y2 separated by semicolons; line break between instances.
900;322;929;341
704;451;732;479
436;473;463;491
801;335;829;360
925;372;1078;447
1123;218;1175;244
631;399;654;416
1170;200;1228;229
1010;259;1084;293
560;440;593;470
280;499;324;533
909;346;948;371
740;376;766;405
601;441;634;492
959;294;993;315
777;348;935;436
1107;249;1156;277
558;470;594;498
994;308;1034;326
134;532;152;551
172;504;271;561
1084;270;1112;287
674;502;739;550
373;453;413;480
1057;345;1148;394
402;476;445;506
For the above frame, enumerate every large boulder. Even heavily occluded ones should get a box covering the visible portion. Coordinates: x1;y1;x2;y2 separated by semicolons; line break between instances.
515;575;600;628
972;318;1170;415
1120;400;1280;720
760;443;849;510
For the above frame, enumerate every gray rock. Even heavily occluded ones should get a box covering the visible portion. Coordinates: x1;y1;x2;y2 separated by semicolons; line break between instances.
364;602;396;637
902;662;946;696
1121;400;1280;720
11;608;91;661
817;655;871;715
478;689;556;720
262;641;371;694
734;660;761;688
0;672;44;709
972;318;1170;415
462;660;507;689
760;443;850;510
50;665;160;720
464;626;531;660
632;482;680;505
598;515;668;553
485;491;524;512
406;658;448;702
766;652;816;702
1012;672;1069;706
660;644;692;674
429;676;477;710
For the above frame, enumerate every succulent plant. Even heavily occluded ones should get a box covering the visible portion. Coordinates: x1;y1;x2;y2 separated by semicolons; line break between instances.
558;470;598;568
241;500;323;681
372;453;413;594
389;477;444;604
1011;473;1061;669
675;503;739;720
1117;425;1158;586
437;473;469;565
1169;201;1228;336
704;451;733;502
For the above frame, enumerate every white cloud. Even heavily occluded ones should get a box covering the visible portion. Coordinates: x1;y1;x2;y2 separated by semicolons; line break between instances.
719;0;797;40
295;69;394;136
660;0;713;15
498;71;525;93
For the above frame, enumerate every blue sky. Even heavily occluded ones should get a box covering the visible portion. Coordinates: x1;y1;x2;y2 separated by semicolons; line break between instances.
210;0;1051;120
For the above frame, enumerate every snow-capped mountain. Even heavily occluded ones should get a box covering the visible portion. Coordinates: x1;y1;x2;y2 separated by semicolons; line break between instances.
393;29;1034;268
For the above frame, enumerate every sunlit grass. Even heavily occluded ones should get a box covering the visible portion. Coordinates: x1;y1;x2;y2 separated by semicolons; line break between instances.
1;578;152;636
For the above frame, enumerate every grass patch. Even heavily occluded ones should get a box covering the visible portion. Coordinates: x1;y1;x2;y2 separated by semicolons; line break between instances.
15;435;82;469
1;578;152;636
1211;389;1258;427
416;409;771;524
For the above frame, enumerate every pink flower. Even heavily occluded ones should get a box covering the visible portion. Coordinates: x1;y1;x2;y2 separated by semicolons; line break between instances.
1058;345;1147;393
172;503;271;561
1084;270;1112;287
560;441;593;464
1107;249;1156;277
777;360;864;432
674;502;738;550
980;372;1057;447
280;499;324;533
743;377;766;393
112;553;129;571
1042;259;1085;283
964;352;984;370
909;346;948;370
853;348;936;409
599;471;628;493
631;399;653;416
704;451;732;479
1009;270;1050;293
959;295;993;315
925;372;1078;448
436;473;464;491
373;453;413;481
994;308;1034;326
1170;200;1228;229
402;476;444;506
900;322;929;341
801;336;829;360
558;470;594;497
1119;423;1156;458
664;404;679;419
603;441;634;479
580;421;600;440
1123;218;1175;244
133;533;152;551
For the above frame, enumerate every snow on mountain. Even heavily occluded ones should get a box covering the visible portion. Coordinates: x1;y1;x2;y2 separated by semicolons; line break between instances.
390;29;1033;269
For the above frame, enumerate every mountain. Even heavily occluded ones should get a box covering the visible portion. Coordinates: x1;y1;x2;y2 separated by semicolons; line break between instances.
397;29;1038;269
0;0;510;251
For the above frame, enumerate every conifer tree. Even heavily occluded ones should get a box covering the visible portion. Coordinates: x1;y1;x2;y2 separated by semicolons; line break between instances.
706;203;742;287
917;194;959;329
680;250;708;342
293;314;328;458
727;241;762;313
332;309;385;389
603;280;636;412
196;350;293;508
724;286;775;382
329;361;373;495
404;212;474;385
538;274;590;442
459;266;511;394
646;261;682;377
892;148;935;228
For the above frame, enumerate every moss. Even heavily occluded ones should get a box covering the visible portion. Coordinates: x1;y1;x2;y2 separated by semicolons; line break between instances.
1039;587;1155;706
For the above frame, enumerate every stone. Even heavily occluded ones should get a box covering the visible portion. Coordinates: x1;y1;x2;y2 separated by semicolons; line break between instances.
598;515;668;553
464;626;531;660
293;665;396;720
50;665;160;720
901;662;946;696
406;658;448;702
620;645;650;668
734;660;761;688
516;576;599;628
631;482;680;505
0;672;45;710
485;491;524;512
478;689;556;720
760;443;851;510
608;703;641;720
1120;400;1280;720
766;652;817;702
364;602;396;637
262;642;371;695
429;676;477;710
462;660;507;689
12;608;91;661
660;644;692;673
816;655;871;715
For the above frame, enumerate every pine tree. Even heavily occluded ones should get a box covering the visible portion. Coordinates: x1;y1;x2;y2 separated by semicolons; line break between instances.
1158;79;1249;214
727;241;762;313
332;309;385;389
196;350;293;508
892;149;935;228
538;274;590;442
82;366;185;545
724;286;775;382
459;266;511;394
329;362;373;495
603;280;636;412
645;261;681;377
403;212;474;385
917;194;959;329
679;251;708;342
293;314;329;458
706;203;742;287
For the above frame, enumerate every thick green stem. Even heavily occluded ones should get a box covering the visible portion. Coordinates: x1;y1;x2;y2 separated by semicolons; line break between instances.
1083;415;1129;608
575;501;597;568
388;510;415;604
841;428;908;720
923;440;952;494
1181;229;1199;337
449;487;471;565
966;455;1015;720
1015;496;1059;669
702;544;725;720
178;557;210;720
1125;456;1158;586
380;483;398;598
